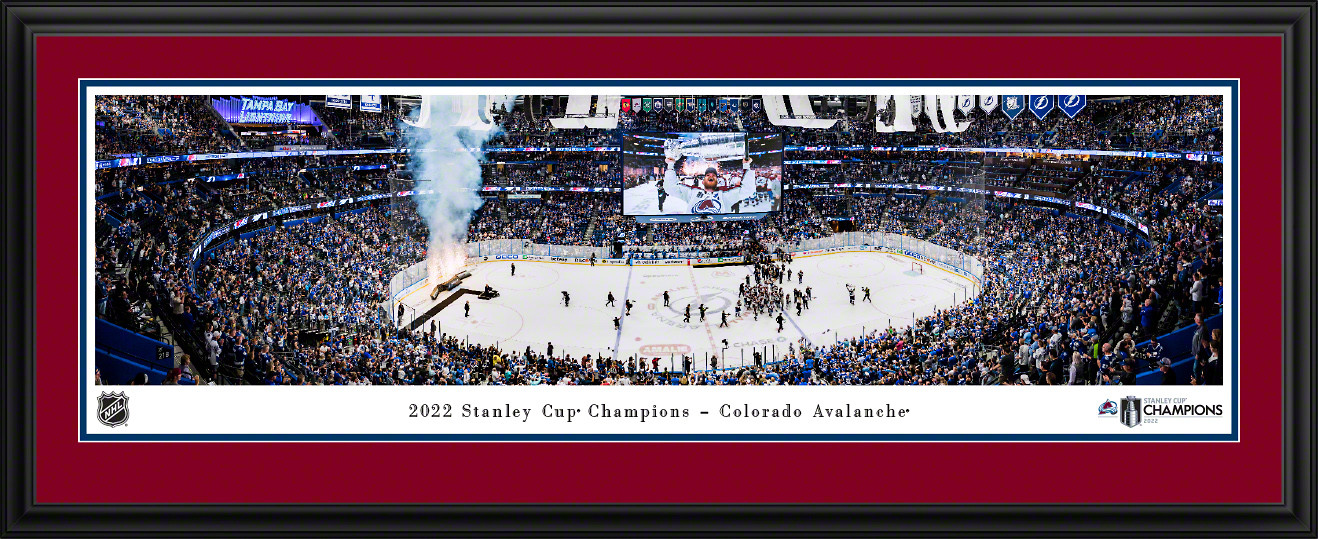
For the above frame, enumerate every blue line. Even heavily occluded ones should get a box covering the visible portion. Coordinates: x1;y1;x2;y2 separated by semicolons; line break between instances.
1231;80;1240;439
80;81;88;437
783;309;813;348
612;263;634;362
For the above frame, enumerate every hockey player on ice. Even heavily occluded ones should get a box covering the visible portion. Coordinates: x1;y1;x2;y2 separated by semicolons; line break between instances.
662;142;759;215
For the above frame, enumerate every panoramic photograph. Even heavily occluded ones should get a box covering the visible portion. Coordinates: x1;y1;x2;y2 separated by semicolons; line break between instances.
92;92;1226;388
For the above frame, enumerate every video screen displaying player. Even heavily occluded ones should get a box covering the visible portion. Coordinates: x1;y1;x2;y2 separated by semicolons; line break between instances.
622;133;783;215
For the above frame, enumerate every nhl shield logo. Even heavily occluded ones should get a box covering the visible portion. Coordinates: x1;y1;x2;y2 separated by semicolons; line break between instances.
1119;396;1142;428
97;392;129;427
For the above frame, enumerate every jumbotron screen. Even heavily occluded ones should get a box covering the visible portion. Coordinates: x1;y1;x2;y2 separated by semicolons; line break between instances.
622;132;783;216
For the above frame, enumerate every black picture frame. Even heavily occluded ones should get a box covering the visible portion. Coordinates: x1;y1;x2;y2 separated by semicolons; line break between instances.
2;2;1312;536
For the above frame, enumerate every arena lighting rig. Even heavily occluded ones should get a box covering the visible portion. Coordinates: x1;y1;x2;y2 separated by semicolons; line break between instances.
431;271;472;300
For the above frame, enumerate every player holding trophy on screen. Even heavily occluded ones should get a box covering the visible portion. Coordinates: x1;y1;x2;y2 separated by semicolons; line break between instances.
661;138;759;215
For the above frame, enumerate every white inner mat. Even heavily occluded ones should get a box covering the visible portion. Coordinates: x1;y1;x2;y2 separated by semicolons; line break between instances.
399;251;976;371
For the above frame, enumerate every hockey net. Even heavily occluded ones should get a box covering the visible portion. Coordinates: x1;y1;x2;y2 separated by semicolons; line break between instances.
911;261;923;274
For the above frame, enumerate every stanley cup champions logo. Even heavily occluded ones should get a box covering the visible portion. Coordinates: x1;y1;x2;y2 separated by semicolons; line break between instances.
1119;396;1142;428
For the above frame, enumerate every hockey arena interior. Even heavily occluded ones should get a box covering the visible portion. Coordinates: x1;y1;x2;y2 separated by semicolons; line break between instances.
93;93;1226;386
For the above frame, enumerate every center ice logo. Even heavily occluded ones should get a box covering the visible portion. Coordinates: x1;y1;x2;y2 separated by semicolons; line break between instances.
664;291;733;316
648;286;737;327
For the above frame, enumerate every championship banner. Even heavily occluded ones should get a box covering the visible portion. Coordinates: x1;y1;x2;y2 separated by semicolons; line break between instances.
642;97;652;112
1058;94;1087;118
325;94;351;109
1000;95;1025;120
620;98;631;113
675;98;684;112
360;94;381;113
1028;95;1055;119
979;95;998;113
957;95;975;114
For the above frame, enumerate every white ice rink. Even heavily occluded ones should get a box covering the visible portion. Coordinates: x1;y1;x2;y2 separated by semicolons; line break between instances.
398;251;977;371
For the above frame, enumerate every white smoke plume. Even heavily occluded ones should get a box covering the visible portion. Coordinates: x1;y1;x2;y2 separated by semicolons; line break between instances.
406;95;514;287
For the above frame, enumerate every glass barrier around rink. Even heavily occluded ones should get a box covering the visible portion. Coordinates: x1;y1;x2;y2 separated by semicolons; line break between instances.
765;232;983;282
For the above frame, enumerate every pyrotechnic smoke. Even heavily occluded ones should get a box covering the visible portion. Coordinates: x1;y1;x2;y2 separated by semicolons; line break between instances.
406;95;512;286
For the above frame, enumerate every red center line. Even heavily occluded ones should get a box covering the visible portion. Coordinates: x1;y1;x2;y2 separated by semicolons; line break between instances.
686;265;719;360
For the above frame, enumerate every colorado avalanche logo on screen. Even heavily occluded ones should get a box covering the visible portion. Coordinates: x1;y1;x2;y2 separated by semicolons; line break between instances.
692;197;724;214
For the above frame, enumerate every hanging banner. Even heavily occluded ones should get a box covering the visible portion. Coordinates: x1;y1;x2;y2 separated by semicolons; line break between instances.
957;95;975;114
1058;94;1087;118
1028;95;1055;119
979;95;998;113
665;97;674;111
687;98;696;112
642;98;652;112
752;98;761;113
676;97;685;112
620;98;631;113
718;98;728;113
910;95;924;118
698;98;707;112
360;95;381;113
326;95;352;110
1000;95;1025;120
